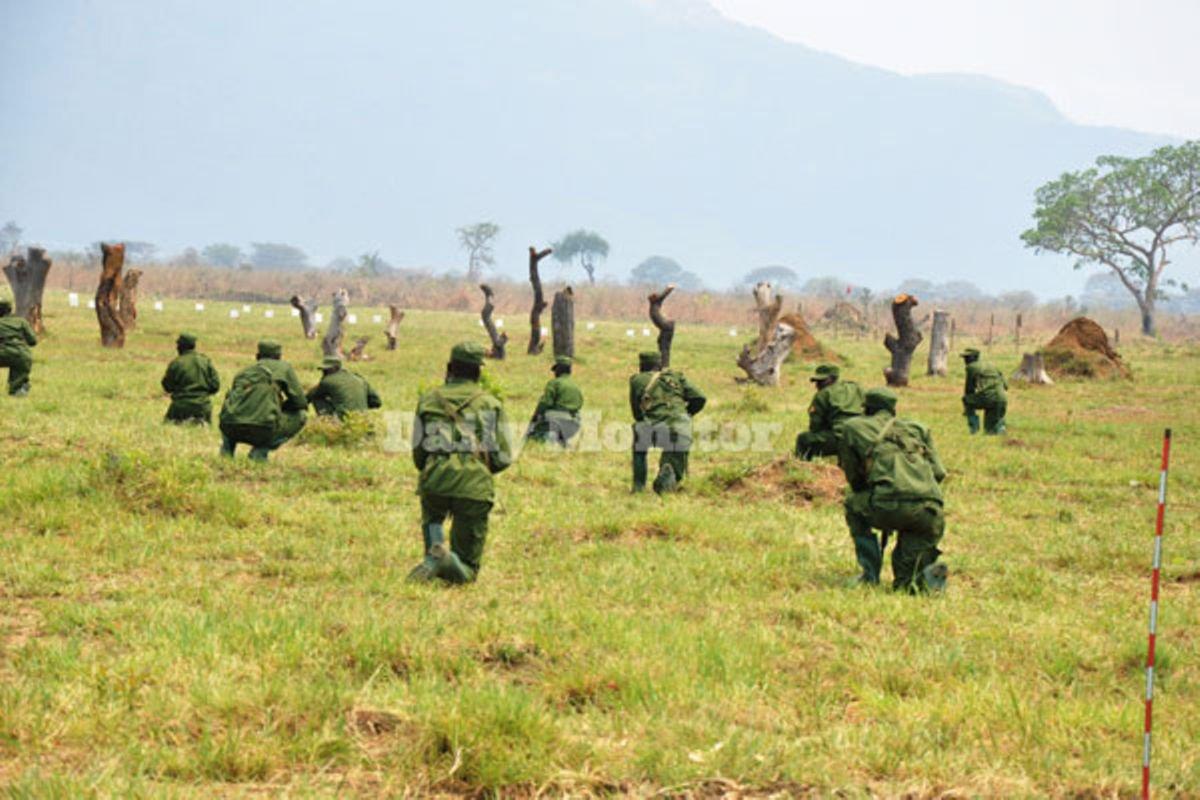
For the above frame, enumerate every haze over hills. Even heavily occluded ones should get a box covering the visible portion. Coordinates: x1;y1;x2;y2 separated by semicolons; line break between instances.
0;0;1180;295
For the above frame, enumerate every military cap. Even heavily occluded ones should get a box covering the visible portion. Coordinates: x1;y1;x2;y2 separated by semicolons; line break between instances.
810;363;840;382
0;299;12;315
864;387;898;413
176;332;197;348
960;347;981;359
553;355;572;369
639;350;662;367
321;356;342;370
257;340;283;359
449;341;486;366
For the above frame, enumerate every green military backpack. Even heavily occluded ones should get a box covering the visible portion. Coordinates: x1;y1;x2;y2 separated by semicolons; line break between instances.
974;364;1006;399
640;371;683;414
826;381;865;419
865;418;943;503
219;364;281;445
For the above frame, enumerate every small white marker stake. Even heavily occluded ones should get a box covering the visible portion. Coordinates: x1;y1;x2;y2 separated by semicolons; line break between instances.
496;318;504;328
642;328;651;337
264;310;275;318
153;300;164;311
729;327;738;337
68;292;80;307
229;309;239;319
625;329;634;337
586;322;595;331
372;314;382;324
348;313;358;325
195;303;205;312
314;312;323;323
540;326;548;336
86;299;95;309
242;304;251;313
291;308;300;317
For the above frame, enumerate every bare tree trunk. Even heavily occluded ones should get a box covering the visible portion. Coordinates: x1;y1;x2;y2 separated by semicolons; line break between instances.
1139;299;1155;336
95;243;126;348
551;286;575;359
1011;352;1053;385
1015;313;1023;351
4;248;52;335
582;257;596;285
116;268;142;331
322;289;349;358
385;304;404;351
883;294;922;387
751;282;783;353
527;246;552;354
479;284;508;360
738;323;796;386
927;309;950;376
986;313;994;346
648;284;676;368
290;295;319;339
347;336;370;362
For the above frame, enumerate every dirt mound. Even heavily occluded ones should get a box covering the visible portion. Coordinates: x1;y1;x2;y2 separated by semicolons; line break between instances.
820;302;868;332
1041;317;1131;379
707;457;845;505
779;312;834;361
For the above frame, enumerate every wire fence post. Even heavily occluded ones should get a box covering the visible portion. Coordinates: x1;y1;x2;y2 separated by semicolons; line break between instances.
1142;428;1172;800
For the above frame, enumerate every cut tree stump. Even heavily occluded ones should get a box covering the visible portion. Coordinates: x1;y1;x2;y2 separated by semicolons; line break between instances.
290;295;319;339
479;284;508;360
322;289;349;358
347;336;371;362
883;294;922;387
385;304;404;350
648;284;676;368
1011;352;1053;385
116;268;142;332
95;243;126;348
926;309;950;376
738;282;796;386
3;247;52;334
527;246;552;355
551;286;574;359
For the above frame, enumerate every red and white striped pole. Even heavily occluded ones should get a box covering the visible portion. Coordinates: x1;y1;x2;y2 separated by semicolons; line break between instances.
1142;428;1172;800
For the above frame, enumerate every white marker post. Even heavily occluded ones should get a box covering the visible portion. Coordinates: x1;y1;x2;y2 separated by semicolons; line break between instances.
242;304;251;313
314;312;323;323
153;300;164;311
347;313;358;325
372;314;382;324
229;309;240;319
264;310;275;319
642;328;651;337
625;329;634;337
1142;429;1173;800
86;299;95;309
586;322;596;331
68;292;80;307
195;303;205;312
291;308;300;317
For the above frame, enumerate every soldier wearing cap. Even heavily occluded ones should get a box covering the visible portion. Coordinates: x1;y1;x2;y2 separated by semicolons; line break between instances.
794;363;864;460
629;350;707;494
525;355;584;446
218;340;307;460
960;348;1008;434
307;356;382;420
161;332;221;424
836;387;949;593
407;342;514;584
0;298;37;396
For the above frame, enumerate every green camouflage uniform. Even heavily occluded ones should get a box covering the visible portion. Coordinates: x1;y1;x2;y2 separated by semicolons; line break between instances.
0;310;37;396
961;349;1007;434
795;364;864;460
630;352;707;493
838;388;948;592
307;358;382;419
527;356;584;445
161;333;220;423
408;343;513;584
218;341;308;461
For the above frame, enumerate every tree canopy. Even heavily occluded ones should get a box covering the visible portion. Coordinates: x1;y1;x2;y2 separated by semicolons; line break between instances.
456;222;500;282
201;243;243;268
250;242;309;271
552;230;609;285
1021;141;1200;335
741;266;800;290
630;256;702;290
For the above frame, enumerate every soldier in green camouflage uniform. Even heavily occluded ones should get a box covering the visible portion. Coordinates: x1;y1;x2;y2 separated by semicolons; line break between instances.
794;363;864;460
629;351;707;494
526;355;584;446
161;332;221;423
0;300;36;396
307;356;382;419
407;342;514;584
218;340;308;461
837;388;948;593
961;348;1008;434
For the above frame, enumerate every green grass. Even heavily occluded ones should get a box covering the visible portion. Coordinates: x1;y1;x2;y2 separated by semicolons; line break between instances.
1;293;1198;797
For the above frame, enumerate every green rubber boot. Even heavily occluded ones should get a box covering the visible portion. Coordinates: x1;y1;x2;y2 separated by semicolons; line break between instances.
431;543;476;584
965;413;981;435
406;522;444;583
922;562;949;593
653;463;678;495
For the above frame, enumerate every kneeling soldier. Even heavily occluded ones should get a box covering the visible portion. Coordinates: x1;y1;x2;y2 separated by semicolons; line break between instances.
630;351;706;494
0;300;36;397
218;340;308;461
161;332;220;423
526;355;584;446
795;363;864;460
961;348;1007;434
307;356;382;419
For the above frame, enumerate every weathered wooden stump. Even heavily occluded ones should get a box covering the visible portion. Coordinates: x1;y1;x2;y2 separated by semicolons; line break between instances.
737;282;796;386
551;286;574;359
527;246;552;355
883;294;922;387
116;268;142;331
347;336;371;362
480;284;508;360
1011;352;1053;384
648;284;676;368
95;243;127;348
290;295;319;339
3;248;52;334
385;304;404;351
927;309;951;376
322;289;349;358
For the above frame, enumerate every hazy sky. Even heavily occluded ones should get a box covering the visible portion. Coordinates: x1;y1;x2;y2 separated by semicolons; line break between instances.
709;0;1200;139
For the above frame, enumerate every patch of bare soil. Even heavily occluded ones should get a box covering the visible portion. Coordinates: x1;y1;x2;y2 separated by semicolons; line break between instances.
1041;317;1131;379
780;311;836;361
712;458;845;505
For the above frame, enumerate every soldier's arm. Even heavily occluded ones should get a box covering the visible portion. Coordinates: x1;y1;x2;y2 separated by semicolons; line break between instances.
22;321;37;347
838;431;868;492
488;402;515;474
808;392;830;432
924;428;948;483
411;401;428;470
629;377;645;422
205;360;221;395
305;381;323;407
963;364;977;396
365;380;382;409
161;363;176;395
681;375;707;416
280;368;308;412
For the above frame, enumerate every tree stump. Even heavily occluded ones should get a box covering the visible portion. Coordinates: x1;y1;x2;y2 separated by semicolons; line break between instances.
290;295;319;339
116;268;142;331
551;286;574;359
322;289;349;358
527;246;552;355
95;243;126;348
738;282;796;386
347;336;371;362
479;284;508;360
926;309;951;376
648;284;676;368
1011;352;1054;385
3;248;52;334
883;294;922;387
385;304;404;350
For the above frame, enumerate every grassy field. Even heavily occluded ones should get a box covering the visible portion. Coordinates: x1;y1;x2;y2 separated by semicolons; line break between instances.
1;293;1197;798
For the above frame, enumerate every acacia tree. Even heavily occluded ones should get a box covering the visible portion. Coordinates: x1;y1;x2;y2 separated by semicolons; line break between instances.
457;222;500;282
1021;141;1200;335
552;230;608;285
1;221;22;255
630;256;702;290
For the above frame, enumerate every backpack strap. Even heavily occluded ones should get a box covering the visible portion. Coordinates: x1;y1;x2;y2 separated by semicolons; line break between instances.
432;389;490;467
640;371;663;411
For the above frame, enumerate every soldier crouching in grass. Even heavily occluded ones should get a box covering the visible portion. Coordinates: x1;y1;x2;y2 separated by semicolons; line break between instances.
0;299;37;397
161;332;220;424
407;342;513;585
629;350;707;494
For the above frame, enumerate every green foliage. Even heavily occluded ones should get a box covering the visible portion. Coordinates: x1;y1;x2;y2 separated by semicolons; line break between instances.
630;255;703;290
552;229;609;284
456;222;501;281
298;412;378;447
249;241;309;270
200;242;243;268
